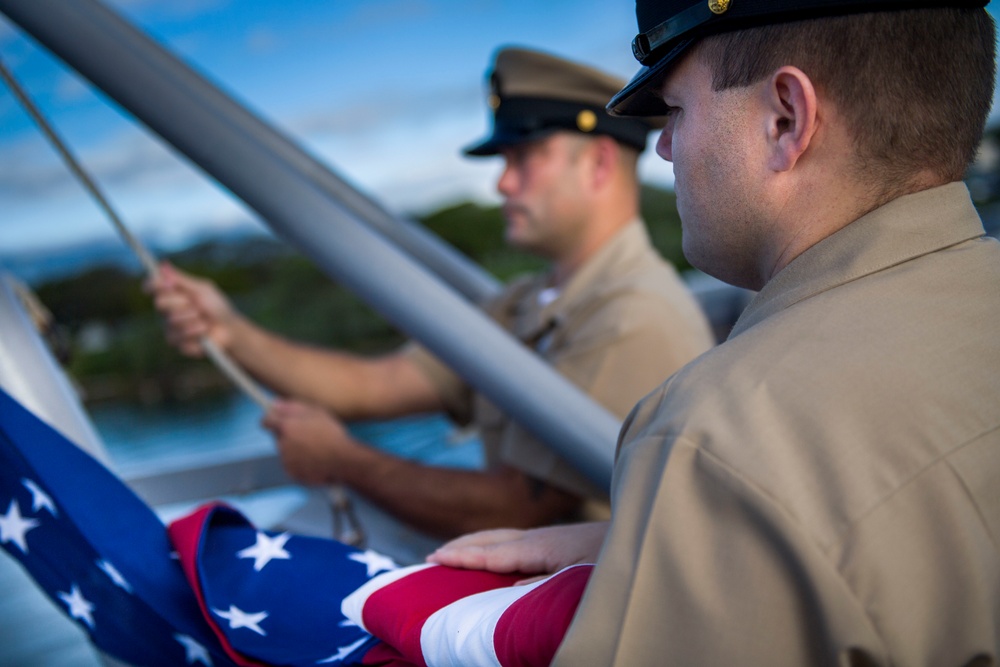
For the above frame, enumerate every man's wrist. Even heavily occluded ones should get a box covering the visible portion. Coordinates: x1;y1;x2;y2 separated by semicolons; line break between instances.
331;436;384;486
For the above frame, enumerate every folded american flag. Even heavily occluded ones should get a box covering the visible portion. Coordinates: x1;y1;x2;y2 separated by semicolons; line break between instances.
0;387;589;667
342;559;592;666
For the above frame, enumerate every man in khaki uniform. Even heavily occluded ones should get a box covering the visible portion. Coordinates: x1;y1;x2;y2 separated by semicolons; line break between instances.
152;47;713;540
430;3;1000;664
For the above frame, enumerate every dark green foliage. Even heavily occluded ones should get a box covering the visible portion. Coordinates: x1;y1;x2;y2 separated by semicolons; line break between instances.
419;202;506;261
246;256;401;352
418;200;549;280
639;185;690;273
35;266;149;328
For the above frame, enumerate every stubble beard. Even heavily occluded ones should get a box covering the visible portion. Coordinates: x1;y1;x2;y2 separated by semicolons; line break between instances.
503;203;538;251
679;183;766;291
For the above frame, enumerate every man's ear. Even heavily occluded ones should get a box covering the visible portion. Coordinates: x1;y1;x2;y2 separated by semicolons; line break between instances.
586;135;619;190
766;66;819;172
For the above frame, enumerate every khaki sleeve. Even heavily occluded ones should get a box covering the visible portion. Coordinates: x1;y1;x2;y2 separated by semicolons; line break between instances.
555;436;886;666
398;341;474;425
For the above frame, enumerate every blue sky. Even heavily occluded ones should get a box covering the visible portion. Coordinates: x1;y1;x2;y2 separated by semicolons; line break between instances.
0;0;672;256
0;1;997;257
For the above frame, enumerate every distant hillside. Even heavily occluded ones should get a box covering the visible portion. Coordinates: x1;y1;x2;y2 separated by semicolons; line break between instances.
0;238;146;286
0;225;273;287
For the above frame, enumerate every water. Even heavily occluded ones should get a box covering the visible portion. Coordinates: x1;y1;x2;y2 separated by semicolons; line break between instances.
89;393;484;476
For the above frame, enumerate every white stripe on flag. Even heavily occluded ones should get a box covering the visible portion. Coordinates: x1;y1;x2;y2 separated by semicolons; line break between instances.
419;567;577;667
341;562;436;632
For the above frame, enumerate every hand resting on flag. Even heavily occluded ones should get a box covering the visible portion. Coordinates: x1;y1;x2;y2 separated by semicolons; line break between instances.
427;522;608;584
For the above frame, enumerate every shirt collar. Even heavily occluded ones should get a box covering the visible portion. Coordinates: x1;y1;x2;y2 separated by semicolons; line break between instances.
543;219;653;319
730;182;985;338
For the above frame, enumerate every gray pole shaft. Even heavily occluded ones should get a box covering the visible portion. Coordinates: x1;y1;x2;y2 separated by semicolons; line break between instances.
0;0;620;489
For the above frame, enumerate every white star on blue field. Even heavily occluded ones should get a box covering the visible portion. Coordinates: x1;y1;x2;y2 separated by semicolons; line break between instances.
236;530;292;571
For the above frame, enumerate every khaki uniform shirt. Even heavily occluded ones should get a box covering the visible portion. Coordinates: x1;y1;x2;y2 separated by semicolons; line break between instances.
555;183;1000;666
407;221;714;502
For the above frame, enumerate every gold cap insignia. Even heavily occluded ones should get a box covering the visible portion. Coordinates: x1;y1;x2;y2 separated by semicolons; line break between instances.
576;109;598;132
488;93;501;110
708;0;731;15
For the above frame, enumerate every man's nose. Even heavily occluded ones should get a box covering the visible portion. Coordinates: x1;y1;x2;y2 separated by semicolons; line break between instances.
655;128;673;162
496;161;518;196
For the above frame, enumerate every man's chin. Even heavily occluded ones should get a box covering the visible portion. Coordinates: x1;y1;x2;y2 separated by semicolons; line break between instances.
505;232;528;251
506;234;541;255
504;223;528;247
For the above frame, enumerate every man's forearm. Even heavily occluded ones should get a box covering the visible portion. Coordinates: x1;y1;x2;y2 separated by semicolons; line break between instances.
226;319;364;413
226;322;439;419
334;444;581;539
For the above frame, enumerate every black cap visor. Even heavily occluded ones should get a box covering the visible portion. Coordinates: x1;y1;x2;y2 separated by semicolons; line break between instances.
463;126;560;157
465;97;652;156
608;37;695;117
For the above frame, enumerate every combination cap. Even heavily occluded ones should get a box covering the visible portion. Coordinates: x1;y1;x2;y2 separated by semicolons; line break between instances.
465;46;664;156
609;0;991;117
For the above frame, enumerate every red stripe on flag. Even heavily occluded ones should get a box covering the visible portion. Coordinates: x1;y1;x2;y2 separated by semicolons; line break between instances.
168;502;269;667
360;642;422;666
362;565;521;666
493;565;592;666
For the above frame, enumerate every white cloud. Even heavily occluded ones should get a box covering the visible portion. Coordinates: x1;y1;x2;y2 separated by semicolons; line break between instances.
340;0;437;33
245;26;280;55
0;138;79;199
0;16;15;46
0;120;211;211
292;83;480;139
54;72;90;104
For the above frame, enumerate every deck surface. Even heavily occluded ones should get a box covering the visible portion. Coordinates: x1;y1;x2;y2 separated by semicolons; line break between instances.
0;551;104;666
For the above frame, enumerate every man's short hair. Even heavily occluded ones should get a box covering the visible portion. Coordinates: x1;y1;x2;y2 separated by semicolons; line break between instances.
696;8;996;189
